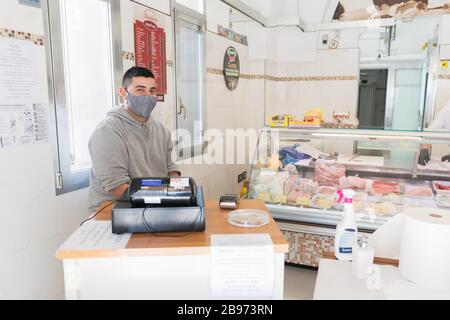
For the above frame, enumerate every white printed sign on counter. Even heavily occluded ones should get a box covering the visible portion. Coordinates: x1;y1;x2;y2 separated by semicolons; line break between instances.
58;221;131;251
210;234;274;298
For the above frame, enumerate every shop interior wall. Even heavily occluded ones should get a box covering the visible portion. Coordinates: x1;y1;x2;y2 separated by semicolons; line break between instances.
1;0;449;299
0;0;89;299
178;0;266;199
436;15;450;116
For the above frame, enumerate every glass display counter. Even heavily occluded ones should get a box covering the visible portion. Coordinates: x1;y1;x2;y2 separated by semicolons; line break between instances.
247;128;450;266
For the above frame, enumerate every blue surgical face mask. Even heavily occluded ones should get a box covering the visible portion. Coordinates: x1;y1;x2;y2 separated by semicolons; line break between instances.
125;91;157;118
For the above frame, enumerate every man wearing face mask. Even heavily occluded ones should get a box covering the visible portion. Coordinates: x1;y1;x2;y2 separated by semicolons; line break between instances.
88;67;180;211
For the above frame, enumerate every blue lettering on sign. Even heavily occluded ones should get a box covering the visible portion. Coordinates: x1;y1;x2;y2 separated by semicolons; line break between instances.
339;247;352;253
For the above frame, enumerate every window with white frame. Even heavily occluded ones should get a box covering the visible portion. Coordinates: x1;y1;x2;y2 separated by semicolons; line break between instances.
42;0;121;194
174;3;205;159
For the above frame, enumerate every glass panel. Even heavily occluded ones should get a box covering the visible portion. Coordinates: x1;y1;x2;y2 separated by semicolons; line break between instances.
391;69;424;131
176;0;204;14
60;0;114;172
175;16;203;148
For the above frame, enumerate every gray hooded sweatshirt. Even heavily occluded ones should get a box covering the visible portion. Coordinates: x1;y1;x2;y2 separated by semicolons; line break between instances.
88;106;179;211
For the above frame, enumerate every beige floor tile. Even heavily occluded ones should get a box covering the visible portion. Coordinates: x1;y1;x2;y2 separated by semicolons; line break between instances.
283;265;318;300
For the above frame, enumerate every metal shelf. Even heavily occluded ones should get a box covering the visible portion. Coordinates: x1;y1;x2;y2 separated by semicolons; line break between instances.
266;203;390;231
263;127;450;142
295;162;413;177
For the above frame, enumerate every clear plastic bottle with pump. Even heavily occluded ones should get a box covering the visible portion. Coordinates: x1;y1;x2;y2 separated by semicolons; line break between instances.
352;235;375;279
334;189;358;261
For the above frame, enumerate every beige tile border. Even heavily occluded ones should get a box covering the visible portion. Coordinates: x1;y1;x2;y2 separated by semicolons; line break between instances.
266;75;358;81
123;51;173;68
438;75;450;80
207;67;357;82
0;28;44;46
122;51;135;61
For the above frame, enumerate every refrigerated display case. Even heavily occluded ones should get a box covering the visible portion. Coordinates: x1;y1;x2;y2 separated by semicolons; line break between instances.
248;127;450;267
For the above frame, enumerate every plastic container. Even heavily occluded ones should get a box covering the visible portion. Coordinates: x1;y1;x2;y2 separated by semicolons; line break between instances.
352;236;375;279
310;194;335;210
314;160;346;186
317;186;337;195
295;191;312;207
366;198;402;217
228;209;270;228
432;181;450;196
405;185;433;198
284;176;317;194
370;180;401;196
287;188;312;207
436;194;450;208
338;176;373;192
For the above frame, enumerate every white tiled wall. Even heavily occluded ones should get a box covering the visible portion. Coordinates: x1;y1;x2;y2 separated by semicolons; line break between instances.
265;48;360;124
179;30;266;199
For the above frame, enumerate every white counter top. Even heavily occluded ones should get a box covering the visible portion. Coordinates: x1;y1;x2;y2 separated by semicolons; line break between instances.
313;259;450;300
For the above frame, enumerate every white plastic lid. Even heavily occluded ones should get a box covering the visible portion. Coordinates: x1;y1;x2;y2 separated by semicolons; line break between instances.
227;209;270;228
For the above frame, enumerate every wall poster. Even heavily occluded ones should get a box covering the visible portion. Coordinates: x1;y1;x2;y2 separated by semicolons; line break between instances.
134;7;167;101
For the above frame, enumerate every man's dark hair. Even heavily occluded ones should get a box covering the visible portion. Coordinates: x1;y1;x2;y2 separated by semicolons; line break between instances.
122;66;155;89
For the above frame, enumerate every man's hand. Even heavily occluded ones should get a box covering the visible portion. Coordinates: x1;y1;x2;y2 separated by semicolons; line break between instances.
110;183;129;198
169;171;181;178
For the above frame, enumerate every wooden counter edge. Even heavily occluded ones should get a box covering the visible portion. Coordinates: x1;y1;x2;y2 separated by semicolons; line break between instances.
322;251;399;267
56;243;289;260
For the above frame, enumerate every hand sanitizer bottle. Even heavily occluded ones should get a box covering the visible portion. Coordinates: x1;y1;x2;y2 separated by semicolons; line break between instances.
352;236;375;279
334;189;357;261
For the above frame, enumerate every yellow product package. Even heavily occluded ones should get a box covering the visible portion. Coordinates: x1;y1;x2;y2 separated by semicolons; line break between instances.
270;114;292;128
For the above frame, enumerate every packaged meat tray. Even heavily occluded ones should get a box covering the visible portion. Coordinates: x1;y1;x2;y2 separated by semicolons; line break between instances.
405;185;434;198
314;160;346;186
317;186;337;195
287;188;312;207
338;176;373;192
284;176;317;195
432;181;450;196
310;194;335;210
370;180;401;196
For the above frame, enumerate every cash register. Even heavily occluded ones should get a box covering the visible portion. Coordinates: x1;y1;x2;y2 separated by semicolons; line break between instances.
111;177;205;234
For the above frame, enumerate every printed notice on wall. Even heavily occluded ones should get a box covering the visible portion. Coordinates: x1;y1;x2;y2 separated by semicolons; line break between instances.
0;104;48;148
58;221;131;251
210;234;274;298
0;37;47;105
0;35;49;149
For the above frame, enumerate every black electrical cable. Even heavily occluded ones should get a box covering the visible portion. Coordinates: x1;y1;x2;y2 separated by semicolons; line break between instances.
80;201;116;226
